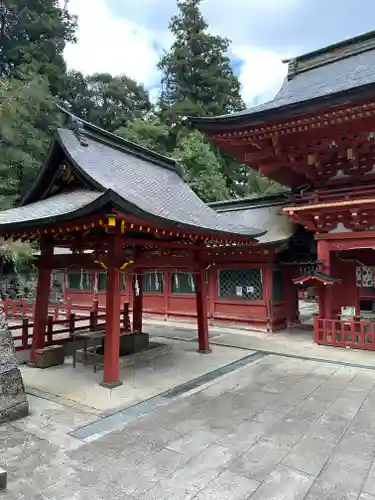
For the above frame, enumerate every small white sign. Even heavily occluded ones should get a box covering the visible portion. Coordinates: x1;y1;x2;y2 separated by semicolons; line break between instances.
235;286;243;297
246;286;255;294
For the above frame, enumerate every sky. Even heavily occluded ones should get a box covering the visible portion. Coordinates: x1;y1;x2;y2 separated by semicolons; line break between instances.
62;0;375;107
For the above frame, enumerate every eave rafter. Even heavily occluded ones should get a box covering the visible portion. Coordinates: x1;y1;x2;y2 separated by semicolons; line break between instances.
3;210;256;250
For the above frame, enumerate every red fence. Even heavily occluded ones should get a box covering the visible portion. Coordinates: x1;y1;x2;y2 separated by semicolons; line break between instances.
8;299;131;351
314;316;375;350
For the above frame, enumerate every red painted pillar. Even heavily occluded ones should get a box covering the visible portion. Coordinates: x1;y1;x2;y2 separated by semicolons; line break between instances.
101;236;122;388
30;239;53;364
317;239;332;319
195;251;211;353
132;270;143;333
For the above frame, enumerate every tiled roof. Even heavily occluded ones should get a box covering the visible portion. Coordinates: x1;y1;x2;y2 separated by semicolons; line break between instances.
0;113;265;240
0;190;102;228
190;31;375;127
210;193;296;244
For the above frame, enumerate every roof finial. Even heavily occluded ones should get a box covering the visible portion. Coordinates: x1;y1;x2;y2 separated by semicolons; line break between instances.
69;116;88;147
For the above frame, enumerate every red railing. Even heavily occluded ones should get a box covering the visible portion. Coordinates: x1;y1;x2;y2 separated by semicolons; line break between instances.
8;299;131;351
314;316;375;350
294;184;375;206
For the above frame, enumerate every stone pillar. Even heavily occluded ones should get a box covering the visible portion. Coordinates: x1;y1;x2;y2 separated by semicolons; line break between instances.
0;301;29;423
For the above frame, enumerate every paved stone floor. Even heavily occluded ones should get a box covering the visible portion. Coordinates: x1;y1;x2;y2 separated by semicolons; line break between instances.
3;352;375;499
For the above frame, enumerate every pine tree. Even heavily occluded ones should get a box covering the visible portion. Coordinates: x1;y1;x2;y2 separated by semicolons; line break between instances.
158;0;245;127
157;0;278;199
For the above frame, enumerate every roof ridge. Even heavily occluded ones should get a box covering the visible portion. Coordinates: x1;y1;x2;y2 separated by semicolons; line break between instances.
58;106;185;178
283;30;375;80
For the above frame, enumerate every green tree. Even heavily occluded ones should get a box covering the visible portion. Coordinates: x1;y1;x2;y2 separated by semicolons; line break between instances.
0;0;77;95
0;69;61;208
63;72;152;132
172;131;229;202
116;117;171;155
158;0;245;125
158;0;277;199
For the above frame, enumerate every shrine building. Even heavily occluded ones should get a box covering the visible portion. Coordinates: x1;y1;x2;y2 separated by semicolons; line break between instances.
191;29;375;350
3;29;375;371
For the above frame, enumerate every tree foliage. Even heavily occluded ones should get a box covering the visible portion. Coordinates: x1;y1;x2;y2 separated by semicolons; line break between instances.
158;0;245;124
0;69;61;208
0;0;77;95
116;117;171;155
63;71;152;132
172;131;229;202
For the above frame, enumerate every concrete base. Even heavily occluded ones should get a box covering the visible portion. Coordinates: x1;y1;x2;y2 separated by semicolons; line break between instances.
0;328;29;424
99;380;123;389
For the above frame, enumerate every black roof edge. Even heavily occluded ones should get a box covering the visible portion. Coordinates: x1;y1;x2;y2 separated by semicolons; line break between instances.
5;191;112;230
188;80;375;130
5;188;266;240
104;190;266;240
58;106;185;179
282;29;375;64
209;192;291;212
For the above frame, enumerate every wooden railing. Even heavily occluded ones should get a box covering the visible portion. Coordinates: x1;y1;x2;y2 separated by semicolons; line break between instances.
294;184;375;206
8;299;131;351
314;316;375;350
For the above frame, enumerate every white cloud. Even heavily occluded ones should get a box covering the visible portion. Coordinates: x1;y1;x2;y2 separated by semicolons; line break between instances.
61;0;291;107
62;0;161;85
234;46;288;107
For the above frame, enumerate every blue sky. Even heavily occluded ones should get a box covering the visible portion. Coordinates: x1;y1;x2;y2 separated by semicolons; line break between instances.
63;0;375;107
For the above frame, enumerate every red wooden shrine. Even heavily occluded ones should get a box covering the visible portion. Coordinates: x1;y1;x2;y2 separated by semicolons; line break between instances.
191;30;375;350
0;110;269;387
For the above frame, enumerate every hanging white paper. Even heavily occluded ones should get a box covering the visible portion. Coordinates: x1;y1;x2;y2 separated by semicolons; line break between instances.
246;286;254;294
236;286;243;297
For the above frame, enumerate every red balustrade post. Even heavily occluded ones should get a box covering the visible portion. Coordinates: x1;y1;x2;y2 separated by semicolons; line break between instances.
122;301;130;332
47;316;53;344
22;318;29;349
69;313;75;336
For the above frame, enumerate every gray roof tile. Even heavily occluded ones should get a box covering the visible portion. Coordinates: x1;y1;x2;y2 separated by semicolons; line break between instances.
0;190;101;228
57;127;263;238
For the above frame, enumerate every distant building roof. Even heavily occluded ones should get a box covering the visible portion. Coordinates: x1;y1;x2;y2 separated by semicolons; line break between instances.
209;192;297;244
0;110;265;241
190;30;375;129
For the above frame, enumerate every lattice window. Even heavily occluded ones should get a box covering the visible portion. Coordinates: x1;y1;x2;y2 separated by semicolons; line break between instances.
96;272;126;291
172;272;195;294
143;272;164;294
362;267;375;288
218;269;263;300
68;270;92;290
272;269;283;302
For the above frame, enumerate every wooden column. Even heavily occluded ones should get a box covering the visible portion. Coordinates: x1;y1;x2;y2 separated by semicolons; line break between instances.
100;236;122;388
30;238;53;364
317;239;332;319
195;250;211;353
132;270;143;333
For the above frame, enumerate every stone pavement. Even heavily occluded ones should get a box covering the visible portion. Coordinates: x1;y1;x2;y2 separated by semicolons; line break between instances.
3;351;375;499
